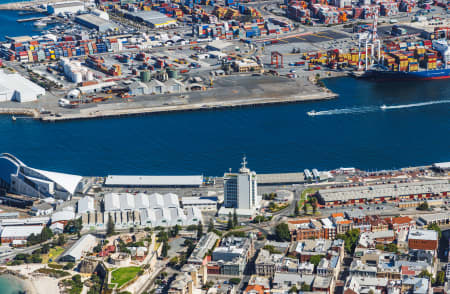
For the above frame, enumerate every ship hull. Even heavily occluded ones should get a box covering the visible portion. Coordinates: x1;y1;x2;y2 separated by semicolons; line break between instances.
362;68;450;80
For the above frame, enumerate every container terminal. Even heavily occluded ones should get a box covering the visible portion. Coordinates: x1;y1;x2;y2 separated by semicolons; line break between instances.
0;0;450;120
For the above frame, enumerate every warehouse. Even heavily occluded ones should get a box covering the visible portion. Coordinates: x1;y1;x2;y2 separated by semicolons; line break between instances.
0;70;45;103
75;14;118;32
317;180;450;207
81;192;202;228
1;226;44;243
104;175;203;188
47;2;85;15
181;197;218;211
59;234;97;262
124;11;177;28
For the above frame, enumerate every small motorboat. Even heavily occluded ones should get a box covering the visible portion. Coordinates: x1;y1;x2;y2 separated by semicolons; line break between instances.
380;104;387;110
33;20;46;27
307;110;317;116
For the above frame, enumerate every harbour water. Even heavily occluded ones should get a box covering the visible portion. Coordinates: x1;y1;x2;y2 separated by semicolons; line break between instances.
0;274;27;294
0;10;53;42
0;77;448;176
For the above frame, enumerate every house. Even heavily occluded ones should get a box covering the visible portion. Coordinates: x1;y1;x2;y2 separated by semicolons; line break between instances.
408;229;438;251
50;222;64;234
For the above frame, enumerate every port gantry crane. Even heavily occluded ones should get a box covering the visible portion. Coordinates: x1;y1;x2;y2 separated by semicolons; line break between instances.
358;14;382;71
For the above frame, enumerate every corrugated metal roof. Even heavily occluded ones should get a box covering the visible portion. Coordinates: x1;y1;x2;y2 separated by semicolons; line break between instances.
104;175;203;187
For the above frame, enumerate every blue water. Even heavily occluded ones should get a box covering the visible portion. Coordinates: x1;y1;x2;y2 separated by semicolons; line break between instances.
0;77;448;176
0;275;26;294
0;10;54;41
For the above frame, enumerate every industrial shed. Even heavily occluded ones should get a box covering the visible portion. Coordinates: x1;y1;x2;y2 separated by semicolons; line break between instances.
59;234;97;262
104;175;203;188
124;11;177;28
47;1;85;15
75;14;118;32
0;70;45;102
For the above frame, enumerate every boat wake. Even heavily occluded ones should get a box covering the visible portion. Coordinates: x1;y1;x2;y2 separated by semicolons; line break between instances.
381;100;450;110
307;106;378;116
307;100;450;116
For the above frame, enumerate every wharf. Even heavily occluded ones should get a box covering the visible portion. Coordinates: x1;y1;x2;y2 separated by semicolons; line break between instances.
17;16;46;22
41;91;337;122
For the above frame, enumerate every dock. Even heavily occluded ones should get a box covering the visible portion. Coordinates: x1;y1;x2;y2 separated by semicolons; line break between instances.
17;16;46;23
40;91;338;122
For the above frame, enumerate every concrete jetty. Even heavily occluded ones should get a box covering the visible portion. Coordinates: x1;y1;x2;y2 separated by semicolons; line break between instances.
40;91;337;122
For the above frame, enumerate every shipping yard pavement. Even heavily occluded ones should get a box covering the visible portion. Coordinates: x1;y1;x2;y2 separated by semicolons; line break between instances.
29;75;337;121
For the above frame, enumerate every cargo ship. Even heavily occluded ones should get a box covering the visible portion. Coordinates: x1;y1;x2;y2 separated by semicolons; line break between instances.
362;39;450;81
363;67;450;80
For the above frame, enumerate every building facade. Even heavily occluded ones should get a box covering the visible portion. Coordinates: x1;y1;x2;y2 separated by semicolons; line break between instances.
224;157;258;210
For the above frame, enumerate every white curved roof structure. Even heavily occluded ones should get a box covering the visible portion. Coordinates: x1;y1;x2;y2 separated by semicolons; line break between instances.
31;168;82;195
0;153;82;200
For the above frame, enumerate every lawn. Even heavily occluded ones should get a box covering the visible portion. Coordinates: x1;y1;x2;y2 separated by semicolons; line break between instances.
110;266;142;288
42;246;65;263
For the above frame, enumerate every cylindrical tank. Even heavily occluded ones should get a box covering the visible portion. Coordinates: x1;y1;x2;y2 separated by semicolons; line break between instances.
167;68;178;79
140;70;151;82
86;71;94;81
72;71;83;83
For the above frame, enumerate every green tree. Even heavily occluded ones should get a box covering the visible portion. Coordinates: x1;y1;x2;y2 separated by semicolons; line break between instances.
106;214;115;237
229;278;241;285
208;219;214;232
289;285;298;293
303;203;308;214
56;234;66;246
161;240;169;258
300;283;310;291
385;243;398;253
233;209;238;228
227;212;233;230
309;254;325;267
427;223;442;239
436;270;445;286
274;223;291;242
311;198;318;214
294;202;300;216
336;229;360;254
197;222;203;240
417;201;429;211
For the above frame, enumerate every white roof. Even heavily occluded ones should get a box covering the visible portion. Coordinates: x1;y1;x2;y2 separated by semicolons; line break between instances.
182;197;217;205
408;229;438;241
60;234;97;261
104;175;203;187
0;70;45;102
31;168;82;195
433;162;450;169
1;226;43;238
78;196;95;213
51;210;75;223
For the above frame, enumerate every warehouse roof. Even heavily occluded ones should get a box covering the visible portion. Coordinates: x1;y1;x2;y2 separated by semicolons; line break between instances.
433;162;450;170
1;225;43;238
49;1;84;8
419;213;450;223
104;175;203;187
257;172;305;184
78;196;95;214
60;234;97;261
408;229;438;241
75;14;118;31
125;10;176;26
0;70;45;101
318;180;450;202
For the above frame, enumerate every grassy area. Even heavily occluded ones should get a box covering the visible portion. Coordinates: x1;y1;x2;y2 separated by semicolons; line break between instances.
110;266;141;288
42;246;65;263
